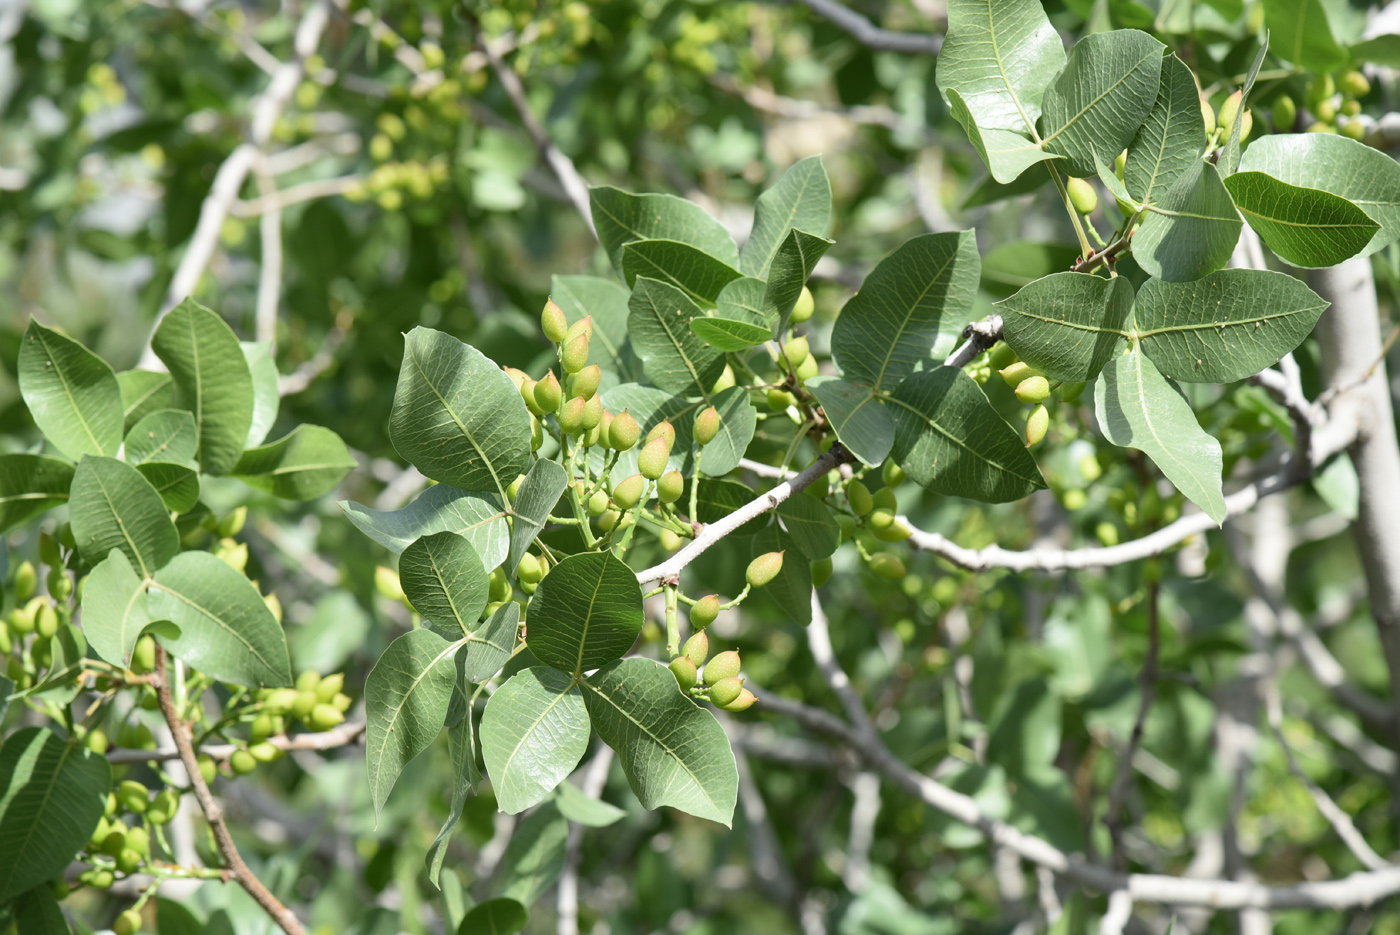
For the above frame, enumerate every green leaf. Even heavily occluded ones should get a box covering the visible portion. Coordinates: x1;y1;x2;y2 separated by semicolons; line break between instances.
390;328;534;501
0;454;73;534
753;524;813;625
1265;0;1346;71
241;341;280;449
456;899;527;935
1133;160;1242;281
690;316;774;352
1349;35;1400;67
116;370;172;432
582;658;737;826
1125;53;1207;205
149;550;293;687
807;377;896;466
366;627;460;815
596;383;699;478
1095;345;1226;522
889;369;1047;503
18;319;123;461
936;0;1066;134
81;549;151;668
0;727;111;904
399;532;490;640
1135;269;1329;382
1238;134;1400;257
232;424;356;501
124;409;198;467
691;278;772;351
527;551;643;675
763;229;835;334
627;277;727;397
622;240;743;307
27;623;86;701
1220;40;1269;178
947;89;1062;185
508;459;568;576
591;186;739;272
998;273;1136;382
777;492;840;560
69;456;179;576
481;667;590;815
695;478;767;538
13;884;72;935
1040;30;1166;178
980;242;1082;297
831;232;981;392
497;802;569;906
135;461;201;514
554;781;626;827
151;298;255;476
1224;171;1379;268
462;601;519;683
339;486;509;567
697;385;757;476
551;275;642;383
741;156;832;278
428;667;481;887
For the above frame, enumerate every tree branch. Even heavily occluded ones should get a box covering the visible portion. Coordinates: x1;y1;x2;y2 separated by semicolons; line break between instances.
106;719;366;766
635;445;853;588
779;0;944;54
152;648;308;935
557;747;613;935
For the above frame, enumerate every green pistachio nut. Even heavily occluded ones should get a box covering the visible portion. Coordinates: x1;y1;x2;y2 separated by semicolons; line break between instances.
882;460;906;487
998;361;1038;387
638;437;670;480
1113;150;1126;180
48;567;72;600
868;508;895;531
694;406;721;446
557;396;585;436
560;332;590;374
873;520;912;543
316;673;345;702
35;602;58;638
114;909;142;935
85;729;109;755
131;635;156;674
683;630;709;668
596;508;620;532
869;552;906;580
292;690;319;720
86;869;115;890
569;363;602;401
791;286;815;323
872;486;897;512
847;480;874;516
149;789;179;825
1015;376;1051;404
1342;119;1366;140
811;556;833;588
669;656;698;691
708;676;743;707
125;826;149;857
588;490;610;516
1200;95;1216;135
746;551;784;588
704;650;742;685
1057;381;1087;403
646;420;676;448
1025;404;1050;448
608;409;641;451
310;704;345;731
711;364;737;393
612;473;647;510
541;297;568;343
489;567;512;603
1341;70;1370;98
230;749;258;774
690;594;720;629
1066;177;1098;215
249;742;283;763
582;394;604;431
796;353;819;383
520;378;544;417
119;780;149;813
766;388;795;411
597;411;614;449
14;561;35;601
533;371;563;413
517;553;544;584
198;755;217;785
333;692;353;712
719;687;757;712
657;470;684;504
783;336;810;368
659;528;682;551
38;532;60;567
1273;95;1296;131
100;829;128;858
565;315;593;344
88;816;109;848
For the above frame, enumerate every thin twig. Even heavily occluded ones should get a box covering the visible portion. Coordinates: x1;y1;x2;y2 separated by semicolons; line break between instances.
231;175;365;219
780;0;944;54
1106;581;1160;871
253;154;282;347
106;720;366;766
152;647;308;935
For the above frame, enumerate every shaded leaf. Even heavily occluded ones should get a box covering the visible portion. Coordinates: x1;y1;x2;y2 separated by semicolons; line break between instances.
400;532;490;640
1125;54;1206;205
81;549;151;668
1265;0;1346;72
948;89;1061;185
462;601;519;683
69;456;179;576
808;377;896;467
366;628;460;815
116;370;172;432
340;485;508;568
135;461;201;514
456;899;527;935
481;667;590;815
233;424;356;500
998;273;1135;382
1224;171;1379;268
0;454;72;534
428;666;481;886
497;802;569;906
241;341;280;449
697;385;757;477
628;277;727;397
1220;40;1269;177
508;459;568;576
1133;160;1242;281
764;228;835;334
936;0;1065;134
979;242;1081;297
753;524;813;625
591;186;739;272
125;409;197;467
691;278;772;351
622;240;743;307
18;319;123;461
741;156;832;277
555;781;626;827
777;492;840;560
527;551;643;675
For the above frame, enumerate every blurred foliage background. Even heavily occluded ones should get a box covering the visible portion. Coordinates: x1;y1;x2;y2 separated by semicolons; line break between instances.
3;0;1400;933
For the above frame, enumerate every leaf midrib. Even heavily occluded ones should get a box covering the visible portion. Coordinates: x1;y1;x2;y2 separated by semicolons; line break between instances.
496;680;578;799
1124;348;1218;494
883;390;1043;484
370;637;464;805
870;249;960;391
405;337;508;502
1040;44;1160;150
153;574;283;680
0;738;80;900
34;328;110;456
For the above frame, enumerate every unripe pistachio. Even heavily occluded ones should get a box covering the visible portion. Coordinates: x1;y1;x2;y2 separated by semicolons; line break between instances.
998;361;1039;386
598;410;614;449
719;688;757;712
1308;72;1336;103
683;630;709;668
1066;177;1098;215
704;650;742;684
35;602;58;638
541;297;568;343
645;420;676;448
582;394;604;431
811;556;834;588
297;669;322;692
1341;70;1370;98
14;561;35;601
873;520;912;542
690;594;720;629
86;869;116;890
38;532;60;567
791;286;815;323
1341;119;1366;140
230;749;258;775
520;378;545;417
125;826;150;857
869;508;895;531
100;829;127;858
796;353;819;383
1015;375;1051;404
333;692;353;712
506;474;525;501
565;315;593;343
1095;521;1120;546
588;490;610;516
310;703;345;731
612;473;647;510
659;528;683;550
847;480;874;516
783;336;810;368
669;656;698;691
292;690;319;720
198;755;217;785
694;406;721;446
746;551;784;588
1200;95;1216;136
1114;150;1126;180
264;591;282;623
657;470;684;504
638;438;670;480
131;635;156;674
596;508;621;532
8;602;34;634
1062;488;1087;510
32;634;51;668
317;673;345;702
1079;452;1103;482
870;552;906;579
1342;99;1361;116
0;622;8;656
49;878;69;900
249;741;283;763
116;848;142;874
1273;94;1297;131
557;396;586;436
560;332;590;374
217;506;247;538
489;567;512;603
1025;404;1050;448
149;789;179;825
569;364;602;400
608;410;641;451
1307;120;1337;134
534;371;563;413
1219;90;1244;135
767;388;795;411
1057;381;1087;403
89;816;109;848
517;553;544;584
503;367;528;390
114;909;142;935
882;460;906;487
711;364;737;393
119;780;148;813
872;486;897;512
709;676;744;707
85;729;109;755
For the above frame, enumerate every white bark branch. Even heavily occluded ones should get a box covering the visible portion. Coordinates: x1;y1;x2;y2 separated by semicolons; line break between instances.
106;720;365;765
231;175;365;219
557;747;614;935
782;0;944;54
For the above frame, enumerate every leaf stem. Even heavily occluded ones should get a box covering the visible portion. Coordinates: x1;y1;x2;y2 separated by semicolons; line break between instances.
1048;165;1095;260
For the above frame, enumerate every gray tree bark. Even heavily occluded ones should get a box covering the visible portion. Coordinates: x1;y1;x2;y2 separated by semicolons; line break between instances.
1311;258;1400;729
